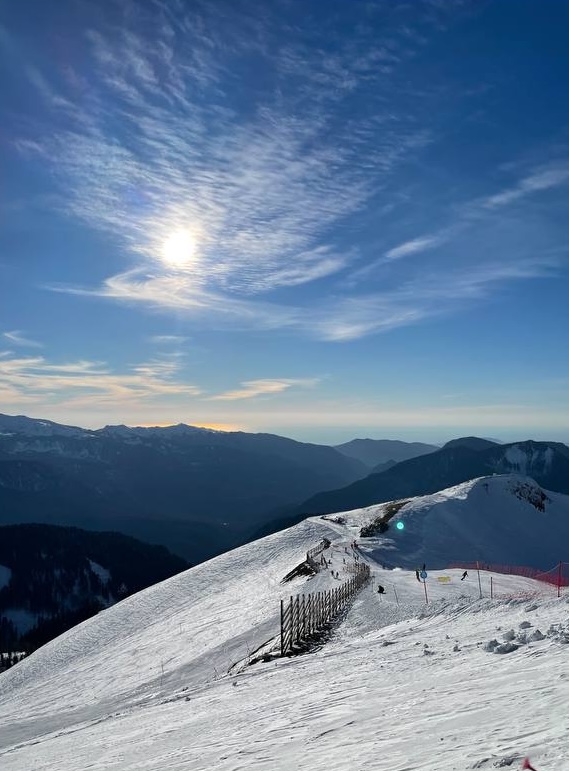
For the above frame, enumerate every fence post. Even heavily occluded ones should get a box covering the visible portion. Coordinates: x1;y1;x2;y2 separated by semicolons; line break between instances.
280;599;284;656
490;576;493;600
292;595;296;646
476;560;482;599
558;561;562;598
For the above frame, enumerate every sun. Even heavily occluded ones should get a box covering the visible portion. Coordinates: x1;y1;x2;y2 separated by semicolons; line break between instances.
161;229;198;268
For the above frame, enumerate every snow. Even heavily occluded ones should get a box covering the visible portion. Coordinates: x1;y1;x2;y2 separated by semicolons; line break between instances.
99;423;222;439
11;438;99;458
0;564;11;590
0;414;86;438
331;475;569;570
0;474;567;770
503;444;555;474
87;560;111;585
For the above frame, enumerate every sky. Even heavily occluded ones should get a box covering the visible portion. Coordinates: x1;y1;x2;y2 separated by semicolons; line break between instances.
1;0;568;445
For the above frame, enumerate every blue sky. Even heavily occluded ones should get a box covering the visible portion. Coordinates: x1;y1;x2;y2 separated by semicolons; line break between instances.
1;0;568;444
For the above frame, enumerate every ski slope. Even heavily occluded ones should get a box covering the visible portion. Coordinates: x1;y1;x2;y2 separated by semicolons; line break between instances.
0;475;567;770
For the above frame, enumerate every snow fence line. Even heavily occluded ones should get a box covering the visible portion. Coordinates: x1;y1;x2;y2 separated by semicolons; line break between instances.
305;538;332;573
280;563;370;657
447;560;569;598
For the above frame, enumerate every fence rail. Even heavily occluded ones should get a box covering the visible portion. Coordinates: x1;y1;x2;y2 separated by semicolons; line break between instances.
447;560;569;596
280;563;370;656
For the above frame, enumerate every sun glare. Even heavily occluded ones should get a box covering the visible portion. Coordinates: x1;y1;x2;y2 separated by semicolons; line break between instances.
161;229;197;268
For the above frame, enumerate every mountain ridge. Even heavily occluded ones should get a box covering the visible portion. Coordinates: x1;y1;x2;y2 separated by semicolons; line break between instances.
257;438;569;536
0;413;368;562
333;438;438;467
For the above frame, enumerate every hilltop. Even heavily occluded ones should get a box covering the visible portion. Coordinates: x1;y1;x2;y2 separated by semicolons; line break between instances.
328;474;569;570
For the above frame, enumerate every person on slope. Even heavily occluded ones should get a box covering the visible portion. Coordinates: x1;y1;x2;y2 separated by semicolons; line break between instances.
461;571;468;581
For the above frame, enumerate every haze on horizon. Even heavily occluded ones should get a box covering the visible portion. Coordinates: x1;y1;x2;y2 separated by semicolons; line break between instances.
1;0;568;444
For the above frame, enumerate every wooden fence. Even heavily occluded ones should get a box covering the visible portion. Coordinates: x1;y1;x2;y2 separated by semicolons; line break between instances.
280;563;370;656
305;538;331;572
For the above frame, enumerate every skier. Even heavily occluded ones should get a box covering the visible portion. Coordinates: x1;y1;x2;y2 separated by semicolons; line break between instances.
461;570;468;581
377;585;385;594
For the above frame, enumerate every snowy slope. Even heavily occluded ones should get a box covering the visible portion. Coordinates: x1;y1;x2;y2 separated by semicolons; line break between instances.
0;474;568;770
339;474;569;570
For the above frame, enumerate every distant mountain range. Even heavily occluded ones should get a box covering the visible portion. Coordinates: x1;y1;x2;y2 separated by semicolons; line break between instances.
257;436;569;535
0;523;189;654
3;415;567;568
333;438;438;469
0;413;383;563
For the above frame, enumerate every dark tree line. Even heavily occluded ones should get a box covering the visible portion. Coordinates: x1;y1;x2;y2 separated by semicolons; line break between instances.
0;523;190;657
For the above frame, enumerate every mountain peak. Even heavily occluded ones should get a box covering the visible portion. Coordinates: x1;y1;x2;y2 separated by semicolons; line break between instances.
98;422;220;438
442;436;499;451
0;413;86;438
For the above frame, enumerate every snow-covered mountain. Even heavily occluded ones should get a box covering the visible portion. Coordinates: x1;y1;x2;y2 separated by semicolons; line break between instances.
333;474;569;570
0;474;568;770
0;414;87;439
98;422;219;442
287;438;569;523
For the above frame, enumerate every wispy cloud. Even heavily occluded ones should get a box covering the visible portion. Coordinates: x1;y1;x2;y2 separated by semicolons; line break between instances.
149;335;189;345
0;351;322;416
209;378;320;401
18;3;460;318
12;1;568;343
481;164;569;210
50;237;561;342
309;256;559;341
0;352;201;409
381;161;569;267
383;234;449;262
3;330;43;348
